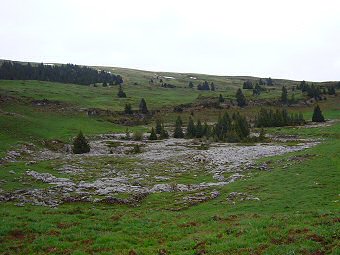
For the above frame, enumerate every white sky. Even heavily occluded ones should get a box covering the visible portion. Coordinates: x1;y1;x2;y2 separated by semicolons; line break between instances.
1;0;340;81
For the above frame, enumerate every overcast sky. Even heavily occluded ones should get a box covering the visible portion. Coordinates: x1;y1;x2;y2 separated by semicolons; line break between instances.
1;0;340;81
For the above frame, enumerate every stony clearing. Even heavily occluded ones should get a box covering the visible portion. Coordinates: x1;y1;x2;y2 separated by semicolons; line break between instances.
0;134;320;208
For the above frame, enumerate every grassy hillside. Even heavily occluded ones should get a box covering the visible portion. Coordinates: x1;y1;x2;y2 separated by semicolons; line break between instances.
0;62;339;255
0;121;339;255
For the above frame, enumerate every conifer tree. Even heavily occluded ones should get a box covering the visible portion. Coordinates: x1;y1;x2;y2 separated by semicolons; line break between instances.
195;119;203;138
214;115;224;140
117;85;126;98
202;122;210;138
149;127;158;140
233;113;250;139
281;86;288;104
298;112;305;124
312;105;325;122
72;131;90;154
266;77;273;86
203;81;210;90
259;128;266;141
139;98;148;114
186;117;196;138
173;116;184;138
210;82;215;91
155;119;162;134
188;81;194;88
124;103;133;114
225;130;240;143
221;112;231;135
236;88;247;107
253;84;262;96
218;94;225;103
159;125;169;139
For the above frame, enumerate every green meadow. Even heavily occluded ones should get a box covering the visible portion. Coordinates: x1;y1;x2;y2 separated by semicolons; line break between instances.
0;67;339;254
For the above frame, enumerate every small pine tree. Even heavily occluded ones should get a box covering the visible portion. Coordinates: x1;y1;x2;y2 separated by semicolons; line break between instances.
132;144;141;154
188;81;194;88
149;127;158;140
267;77;273;86
233;113;250;139
173;116;184;138
236;88;247;107
202;122;210;138
155;119;162;134
124;103;133;114
195;119;203;138
139;98;148;114
312;105;325;122
159;125;169;139
72;131;90;154
221;112;231;135
259;128;266;141
281;86;288;104
218;94;225;103
186;117;196;138
125;128;131;140
210;82;215;91
117;85;126;98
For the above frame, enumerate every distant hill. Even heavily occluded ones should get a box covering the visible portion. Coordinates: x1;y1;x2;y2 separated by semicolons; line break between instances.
1;59;338;92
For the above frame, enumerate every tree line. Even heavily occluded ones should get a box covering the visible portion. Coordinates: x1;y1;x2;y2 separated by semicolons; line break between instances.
255;108;305;127
296;80;336;100
74;104;325;153
124;98;149;114
149;112;251;143
188;81;215;91
0;61;123;86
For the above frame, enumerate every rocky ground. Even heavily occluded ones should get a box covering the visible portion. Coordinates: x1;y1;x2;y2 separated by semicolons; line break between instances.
0;134;320;208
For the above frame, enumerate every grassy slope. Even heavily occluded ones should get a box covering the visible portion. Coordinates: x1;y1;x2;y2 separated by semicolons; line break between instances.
0;123;339;255
0;65;339;254
0;80;213;111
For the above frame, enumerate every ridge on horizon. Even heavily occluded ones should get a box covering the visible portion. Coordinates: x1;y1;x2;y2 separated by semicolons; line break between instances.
1;58;337;83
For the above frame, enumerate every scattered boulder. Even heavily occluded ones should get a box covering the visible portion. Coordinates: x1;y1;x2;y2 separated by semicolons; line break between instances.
183;190;220;206
227;192;260;204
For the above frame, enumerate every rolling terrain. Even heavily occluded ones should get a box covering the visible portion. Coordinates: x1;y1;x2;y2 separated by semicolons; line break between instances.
0;61;339;255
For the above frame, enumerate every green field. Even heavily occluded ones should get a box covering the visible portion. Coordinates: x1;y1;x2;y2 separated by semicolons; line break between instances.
0;66;339;255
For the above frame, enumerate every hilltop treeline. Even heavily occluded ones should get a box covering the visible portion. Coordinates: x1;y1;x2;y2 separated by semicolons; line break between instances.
0;61;123;85
296;80;337;99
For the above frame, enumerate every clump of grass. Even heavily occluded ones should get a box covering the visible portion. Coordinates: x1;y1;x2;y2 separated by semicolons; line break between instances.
132;131;143;141
106;141;122;148
197;143;209;150
126;144;142;154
